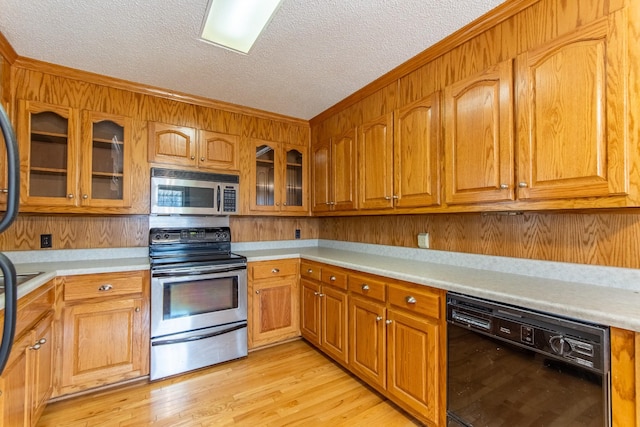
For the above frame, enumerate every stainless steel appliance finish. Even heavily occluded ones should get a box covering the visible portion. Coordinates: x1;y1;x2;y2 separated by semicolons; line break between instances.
446;292;610;427
150;167;239;215
149;225;247;380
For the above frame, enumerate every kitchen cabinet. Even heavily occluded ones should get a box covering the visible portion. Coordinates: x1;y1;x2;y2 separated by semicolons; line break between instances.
0;280;55;427
312;128;357;212
58;270;149;396
516;15;627;201
358;94;441;211
248;259;300;349
300;261;349;365
444;59;515;205
17;100;133;211
249;138;308;214
148;122;240;172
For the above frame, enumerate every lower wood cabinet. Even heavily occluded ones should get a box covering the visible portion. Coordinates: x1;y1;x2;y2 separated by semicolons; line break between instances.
302;261;445;427
248;259;300;349
0;280;55;427
57;270;149;396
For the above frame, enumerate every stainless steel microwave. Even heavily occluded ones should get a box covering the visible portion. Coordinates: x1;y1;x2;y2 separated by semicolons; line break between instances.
150;168;239;215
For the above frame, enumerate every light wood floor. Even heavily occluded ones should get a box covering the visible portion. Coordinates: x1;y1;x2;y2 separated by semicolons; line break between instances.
37;340;421;426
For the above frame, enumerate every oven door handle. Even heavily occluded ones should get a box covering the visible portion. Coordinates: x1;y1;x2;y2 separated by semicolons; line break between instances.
152;264;247;278
151;323;247;347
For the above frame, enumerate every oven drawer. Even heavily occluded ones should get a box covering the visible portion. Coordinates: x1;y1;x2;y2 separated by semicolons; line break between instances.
251;259;299;280
300;261;321;281
348;272;386;302
388;283;441;320
63;271;146;301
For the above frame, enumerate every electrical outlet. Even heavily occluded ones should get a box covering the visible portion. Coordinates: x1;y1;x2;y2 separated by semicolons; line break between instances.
417;232;429;249
295;229;301;239
40;234;52;249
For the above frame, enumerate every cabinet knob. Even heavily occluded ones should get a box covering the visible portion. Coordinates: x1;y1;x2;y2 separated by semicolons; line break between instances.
67;194;74;199
500;184;509;189
376;316;383;322
275;202;280;206
307;269;313;274
392;195;399;200
30;343;42;351
82;194;88;199
518;182;528;188
0;188;8;193
314;291;319;296
135;307;141;312
384;196;391;200
361;284;370;291
406;296;417;304
98;284;113;292
271;268;280;273
190;155;196;160
385;319;393;325
200;157;205;161
329;276;336;281
318;293;325;297
255;290;261;294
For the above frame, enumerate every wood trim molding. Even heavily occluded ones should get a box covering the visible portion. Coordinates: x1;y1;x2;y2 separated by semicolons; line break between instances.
11;55;307;126
0;32;18;64
309;0;541;126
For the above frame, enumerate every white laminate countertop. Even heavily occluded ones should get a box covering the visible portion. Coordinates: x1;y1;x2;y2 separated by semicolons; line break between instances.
3;241;640;333
235;240;640;332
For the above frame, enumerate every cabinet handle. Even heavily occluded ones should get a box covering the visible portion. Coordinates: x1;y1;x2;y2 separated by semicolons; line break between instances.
376;316;383;322
329;276;336;282
276;202;280;206
67;194;74;199
98;284;113;292
30;339;45;350
200;157;205;161
518;182;528;188
283;202;287;206
500;184;509;189
190;155;195;160
82;194;88;199
392;195;399;199
255;290;261;294
384;196;391;200
385;319;393;325
318;293;325;297
307;269;313;274
406;296;417;304
0;188;8;193
135;307;141;312
361;284;370;291
271;268;280;273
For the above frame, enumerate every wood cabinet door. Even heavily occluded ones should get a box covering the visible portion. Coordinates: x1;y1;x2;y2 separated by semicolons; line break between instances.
148;122;197;167
80;111;132;208
320;285;349;365
281;143;308;213
394;92;441;208
198;130;240;171
349;295;386;389
0;330;31;427
300;278;321;346
249;277;299;349
60;297;145;395
444;59;515;204
17;100;80;207
331;128;357;211
30;312;54;423
358;112;394;210
250;139;281;212
516;15;627;201
311;139;331;212
386;309;440;425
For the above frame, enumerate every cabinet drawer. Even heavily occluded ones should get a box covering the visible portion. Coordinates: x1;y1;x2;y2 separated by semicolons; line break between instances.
321;266;348;290
251;259;299;280
63;271;145;301
300;261;321;281
348;273;386;302
387;283;441;320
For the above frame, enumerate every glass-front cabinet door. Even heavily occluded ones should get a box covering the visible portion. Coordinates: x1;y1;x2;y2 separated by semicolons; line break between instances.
17;100;79;206
81;111;131;207
250;138;308;214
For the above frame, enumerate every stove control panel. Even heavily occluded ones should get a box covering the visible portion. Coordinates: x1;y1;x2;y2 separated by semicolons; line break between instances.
150;227;231;244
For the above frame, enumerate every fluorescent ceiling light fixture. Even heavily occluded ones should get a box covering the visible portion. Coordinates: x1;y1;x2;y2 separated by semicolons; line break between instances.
200;0;283;54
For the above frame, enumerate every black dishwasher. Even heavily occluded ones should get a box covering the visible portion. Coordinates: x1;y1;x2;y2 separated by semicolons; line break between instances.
446;292;610;427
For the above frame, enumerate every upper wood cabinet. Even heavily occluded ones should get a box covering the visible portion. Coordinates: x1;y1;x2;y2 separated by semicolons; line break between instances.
250;138;308;214
149;122;240;172
312;128;357;212
444;60;515;205
516;15;627;201
358;112;394;210
17;100;133;211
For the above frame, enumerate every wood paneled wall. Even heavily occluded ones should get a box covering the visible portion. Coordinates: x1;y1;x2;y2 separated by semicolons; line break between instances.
319;212;640;269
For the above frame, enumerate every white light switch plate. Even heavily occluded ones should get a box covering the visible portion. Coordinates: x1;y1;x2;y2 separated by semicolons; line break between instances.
417;232;429;249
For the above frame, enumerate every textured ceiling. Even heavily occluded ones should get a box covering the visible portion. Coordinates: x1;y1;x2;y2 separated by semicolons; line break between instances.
0;0;505;120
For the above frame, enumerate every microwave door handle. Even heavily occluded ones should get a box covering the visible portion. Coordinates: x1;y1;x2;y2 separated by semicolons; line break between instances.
217;184;221;212
0;104;19;233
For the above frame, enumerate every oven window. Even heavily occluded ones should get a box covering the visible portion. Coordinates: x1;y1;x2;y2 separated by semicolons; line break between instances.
158;185;214;208
163;276;238;319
